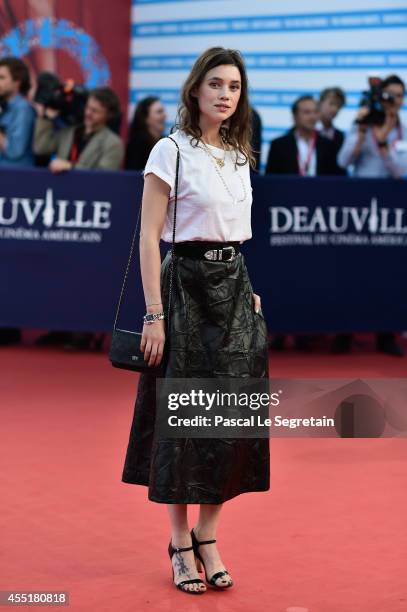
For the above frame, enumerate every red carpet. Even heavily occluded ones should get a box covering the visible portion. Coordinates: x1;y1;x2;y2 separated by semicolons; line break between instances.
1;332;406;611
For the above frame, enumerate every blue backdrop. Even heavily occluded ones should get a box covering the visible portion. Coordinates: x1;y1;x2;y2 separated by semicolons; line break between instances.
129;0;407;172
1;167;406;333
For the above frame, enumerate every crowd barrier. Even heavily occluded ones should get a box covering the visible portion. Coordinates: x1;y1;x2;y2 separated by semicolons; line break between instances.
1;167;406;333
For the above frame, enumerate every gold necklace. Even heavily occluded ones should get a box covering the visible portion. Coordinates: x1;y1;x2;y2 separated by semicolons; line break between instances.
199;137;226;168
200;145;247;204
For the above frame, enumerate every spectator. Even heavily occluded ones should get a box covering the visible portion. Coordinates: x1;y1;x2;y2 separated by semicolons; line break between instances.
0;56;35;167
125;96;166;170
250;105;262;173
0;56;36;346
317;87;346;349
266;95;343;176
34;86;124;172
266;95;344;351
33;86;124;351
317;87;347;175
333;74;407;356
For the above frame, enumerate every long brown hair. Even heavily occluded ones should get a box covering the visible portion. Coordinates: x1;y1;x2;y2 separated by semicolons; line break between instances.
172;47;256;169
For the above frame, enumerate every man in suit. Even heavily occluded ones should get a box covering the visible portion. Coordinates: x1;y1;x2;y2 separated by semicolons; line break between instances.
317;87;347;176
266;95;342;176
266;95;343;351
34;86;124;172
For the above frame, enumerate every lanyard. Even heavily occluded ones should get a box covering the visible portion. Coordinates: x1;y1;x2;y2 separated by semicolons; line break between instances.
69;141;79;163
296;131;317;176
69;126;93;162
69;126;82;163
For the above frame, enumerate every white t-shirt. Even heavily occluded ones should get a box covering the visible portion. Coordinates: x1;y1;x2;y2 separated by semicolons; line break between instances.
142;128;253;243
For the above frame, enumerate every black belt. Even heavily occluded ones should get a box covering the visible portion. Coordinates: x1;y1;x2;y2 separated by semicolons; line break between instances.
173;241;240;262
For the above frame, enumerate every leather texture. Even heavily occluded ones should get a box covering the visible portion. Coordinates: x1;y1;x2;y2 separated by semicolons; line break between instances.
121;250;270;504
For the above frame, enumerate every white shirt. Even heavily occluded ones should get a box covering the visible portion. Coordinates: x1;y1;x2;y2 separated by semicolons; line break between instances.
142;128;253;243
294;131;317;176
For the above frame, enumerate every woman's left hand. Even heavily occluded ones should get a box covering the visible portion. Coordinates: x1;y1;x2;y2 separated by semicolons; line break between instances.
253;293;261;313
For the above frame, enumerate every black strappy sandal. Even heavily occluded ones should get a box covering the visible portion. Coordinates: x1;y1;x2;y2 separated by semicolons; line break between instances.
191;528;234;589
168;540;206;594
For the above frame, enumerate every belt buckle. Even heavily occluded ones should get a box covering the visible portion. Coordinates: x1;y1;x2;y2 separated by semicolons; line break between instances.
222;246;235;261
203;246;236;261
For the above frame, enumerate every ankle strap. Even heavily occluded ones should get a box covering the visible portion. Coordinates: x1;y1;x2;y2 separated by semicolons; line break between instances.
196;538;216;546
172;545;193;553
191;528;217;546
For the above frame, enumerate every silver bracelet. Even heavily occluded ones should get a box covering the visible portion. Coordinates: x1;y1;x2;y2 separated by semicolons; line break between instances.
143;312;165;325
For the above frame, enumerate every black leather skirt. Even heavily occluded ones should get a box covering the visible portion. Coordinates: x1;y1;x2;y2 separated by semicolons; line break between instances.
121;248;270;503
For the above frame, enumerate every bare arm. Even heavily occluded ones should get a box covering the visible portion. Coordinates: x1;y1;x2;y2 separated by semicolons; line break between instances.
139;172;170;366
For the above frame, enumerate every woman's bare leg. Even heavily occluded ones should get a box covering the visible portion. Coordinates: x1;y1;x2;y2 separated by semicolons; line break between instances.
167;504;206;592
193;504;233;587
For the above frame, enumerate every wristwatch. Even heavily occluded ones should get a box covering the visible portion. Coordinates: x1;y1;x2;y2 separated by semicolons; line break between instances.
377;139;388;148
143;312;165;324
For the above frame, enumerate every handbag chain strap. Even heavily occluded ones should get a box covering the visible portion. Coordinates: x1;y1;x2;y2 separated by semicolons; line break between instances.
113;135;180;330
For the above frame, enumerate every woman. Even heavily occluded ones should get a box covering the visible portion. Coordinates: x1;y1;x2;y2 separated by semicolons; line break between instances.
125;96;167;170
121;47;270;595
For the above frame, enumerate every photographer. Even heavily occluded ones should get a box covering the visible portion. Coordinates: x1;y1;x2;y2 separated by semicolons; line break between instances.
0;57;36;346
338;75;407;178
0;57;35;167
334;74;407;356
34;86;124;172
34;85;124;351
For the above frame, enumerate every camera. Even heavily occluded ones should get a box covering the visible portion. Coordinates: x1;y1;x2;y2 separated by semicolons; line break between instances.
33;72;88;126
357;76;395;126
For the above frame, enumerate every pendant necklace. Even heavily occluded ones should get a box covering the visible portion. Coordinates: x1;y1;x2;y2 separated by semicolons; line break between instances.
199;137;226;168
199;138;247;205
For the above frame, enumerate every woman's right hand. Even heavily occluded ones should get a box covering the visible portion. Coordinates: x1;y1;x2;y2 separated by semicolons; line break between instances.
140;320;166;367
356;106;370;123
356;106;370;137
